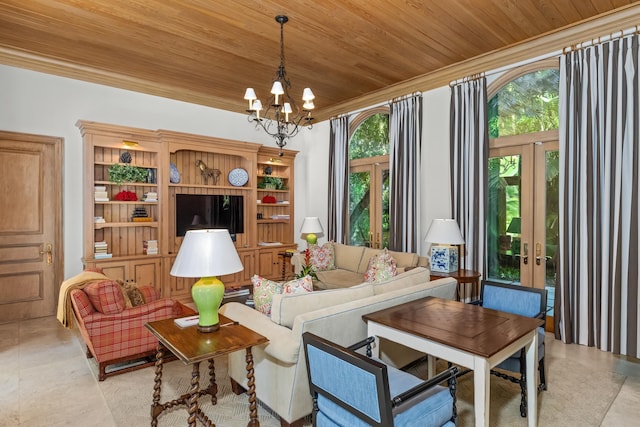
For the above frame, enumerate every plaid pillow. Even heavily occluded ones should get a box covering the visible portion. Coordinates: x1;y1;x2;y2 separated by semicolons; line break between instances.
84;279;126;314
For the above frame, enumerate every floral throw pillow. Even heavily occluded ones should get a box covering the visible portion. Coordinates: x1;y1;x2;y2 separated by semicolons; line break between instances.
252;275;283;316
364;248;398;283
252;275;314;316
281;275;314;294
310;242;335;271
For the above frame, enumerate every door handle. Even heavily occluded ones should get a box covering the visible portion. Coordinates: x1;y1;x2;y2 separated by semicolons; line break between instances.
523;242;528;265
40;243;53;265
536;242;542;265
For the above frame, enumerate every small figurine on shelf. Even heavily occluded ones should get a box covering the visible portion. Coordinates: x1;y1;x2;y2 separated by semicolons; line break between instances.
195;160;221;185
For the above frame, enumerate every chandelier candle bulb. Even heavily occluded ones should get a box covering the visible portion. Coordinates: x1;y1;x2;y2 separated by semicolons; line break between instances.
244;88;257;110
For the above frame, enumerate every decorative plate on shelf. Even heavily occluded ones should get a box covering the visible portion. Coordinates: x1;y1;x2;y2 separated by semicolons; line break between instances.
228;168;249;187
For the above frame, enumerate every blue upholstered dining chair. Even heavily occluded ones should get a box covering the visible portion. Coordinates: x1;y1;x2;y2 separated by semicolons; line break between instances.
475;281;547;417
302;332;459;427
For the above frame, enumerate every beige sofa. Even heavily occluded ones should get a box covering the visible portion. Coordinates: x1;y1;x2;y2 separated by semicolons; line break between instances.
219;267;456;427
291;242;430;289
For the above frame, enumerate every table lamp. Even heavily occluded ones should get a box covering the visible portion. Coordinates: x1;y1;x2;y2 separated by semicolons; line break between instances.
425;219;465;273
300;217;323;246
170;229;243;332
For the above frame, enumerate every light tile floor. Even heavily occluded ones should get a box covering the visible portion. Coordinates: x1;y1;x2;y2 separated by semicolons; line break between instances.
1;316;639;426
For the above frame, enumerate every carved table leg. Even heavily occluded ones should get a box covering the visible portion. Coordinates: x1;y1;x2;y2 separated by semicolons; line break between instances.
150;343;165;427
208;358;218;405
188;362;201;427
245;347;260;427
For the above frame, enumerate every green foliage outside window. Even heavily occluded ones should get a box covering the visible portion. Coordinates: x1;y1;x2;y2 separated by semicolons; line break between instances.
349;113;390;246
349;114;389;160
488;69;559;138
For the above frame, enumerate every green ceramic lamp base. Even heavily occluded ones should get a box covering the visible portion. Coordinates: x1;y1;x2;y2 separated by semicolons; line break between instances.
191;276;225;333
305;233;318;246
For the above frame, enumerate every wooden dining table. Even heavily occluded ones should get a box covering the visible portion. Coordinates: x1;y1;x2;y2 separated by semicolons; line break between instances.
363;296;544;426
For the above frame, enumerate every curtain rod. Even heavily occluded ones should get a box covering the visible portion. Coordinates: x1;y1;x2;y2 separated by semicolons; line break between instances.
450;25;639;87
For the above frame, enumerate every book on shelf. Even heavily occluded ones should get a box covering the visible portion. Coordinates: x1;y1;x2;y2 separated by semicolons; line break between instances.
270;214;290;220
258;241;283;247
94;190;109;202
142;192;158;202
132;217;153;222
94;216;105;224
224;288;250;298
94;186;106;191
143;239;158;254
94;253;112;259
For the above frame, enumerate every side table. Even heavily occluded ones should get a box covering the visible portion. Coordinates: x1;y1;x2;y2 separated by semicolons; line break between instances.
145;314;268;427
278;251;295;281
430;269;481;302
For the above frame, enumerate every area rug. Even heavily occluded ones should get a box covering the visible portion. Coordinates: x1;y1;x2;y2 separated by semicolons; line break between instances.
408;356;625;426
90;352;624;426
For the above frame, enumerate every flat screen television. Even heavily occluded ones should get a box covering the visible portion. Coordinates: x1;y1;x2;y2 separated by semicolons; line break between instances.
175;194;244;238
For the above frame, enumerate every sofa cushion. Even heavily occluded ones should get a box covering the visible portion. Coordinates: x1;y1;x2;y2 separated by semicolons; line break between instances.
316;269;366;290
310;242;335;271
252;275;314;316
357;247;382;273
84;279;126;315
332;243;365;271
388;250;419;268
364;249;398;283
372;267;431;295
270;285;374;328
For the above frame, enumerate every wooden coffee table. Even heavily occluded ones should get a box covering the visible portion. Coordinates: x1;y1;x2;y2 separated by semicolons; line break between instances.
145;314;268;427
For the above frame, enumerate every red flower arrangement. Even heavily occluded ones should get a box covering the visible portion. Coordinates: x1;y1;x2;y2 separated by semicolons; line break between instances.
295;248;317;280
114;190;138;201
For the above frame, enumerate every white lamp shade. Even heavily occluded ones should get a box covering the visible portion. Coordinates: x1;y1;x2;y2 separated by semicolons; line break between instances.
252;99;263;111
271;81;284;95
300;217;323;234
282;102;293;114
170;229;243;278
303;100;315;110
243;88;257;100
302;87;315;101
425;219;465;244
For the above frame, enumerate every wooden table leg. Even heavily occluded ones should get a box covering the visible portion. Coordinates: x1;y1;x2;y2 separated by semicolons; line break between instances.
208;358;218;405
188;362;201;427
151;343;165;427
245;347;260;427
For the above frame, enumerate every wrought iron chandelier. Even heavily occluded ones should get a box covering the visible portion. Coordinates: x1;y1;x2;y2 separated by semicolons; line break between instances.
244;15;315;155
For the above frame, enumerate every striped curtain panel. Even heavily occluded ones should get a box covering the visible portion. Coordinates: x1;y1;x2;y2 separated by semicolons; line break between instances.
328;116;350;243
389;95;422;252
557;34;640;358
450;78;489;273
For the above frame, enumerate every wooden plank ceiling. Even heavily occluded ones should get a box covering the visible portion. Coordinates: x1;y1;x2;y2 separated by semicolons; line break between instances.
0;0;638;121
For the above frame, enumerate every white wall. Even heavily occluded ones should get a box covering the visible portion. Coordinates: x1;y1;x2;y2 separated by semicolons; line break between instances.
289;87;454;253
0;64;454;279
0;64;319;278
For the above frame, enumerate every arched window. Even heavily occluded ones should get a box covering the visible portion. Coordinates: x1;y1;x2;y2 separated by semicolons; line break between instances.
348;108;390;247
